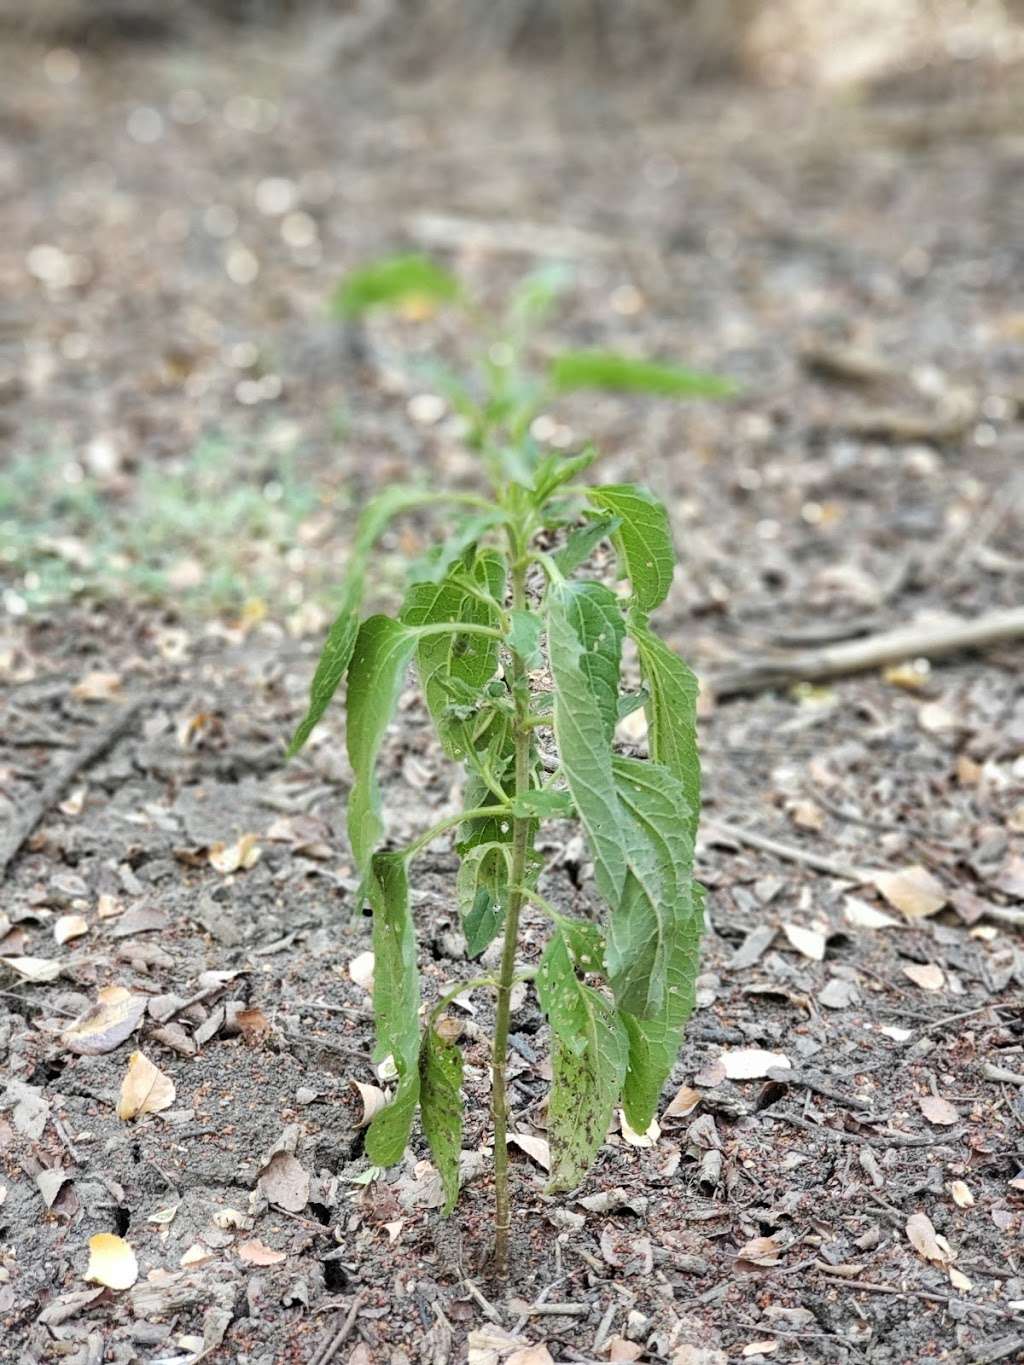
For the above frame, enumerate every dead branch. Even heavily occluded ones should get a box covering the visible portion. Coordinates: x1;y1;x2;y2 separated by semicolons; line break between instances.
710;606;1024;700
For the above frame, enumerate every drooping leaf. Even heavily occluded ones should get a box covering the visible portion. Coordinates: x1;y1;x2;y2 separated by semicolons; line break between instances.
401;550;505;754
552;514;620;577
457;841;512;958
605;756;695;1019
628;609;700;841
547;585;628;910
346;617;418;870
587;485;675;612
364;853;421;1165
506;608;543;669
561;582;625;741
287;486;452;756
536;920;628;1192
550;350;735;399
332;254;461;318
419;1020;464;1214
619;882;704;1133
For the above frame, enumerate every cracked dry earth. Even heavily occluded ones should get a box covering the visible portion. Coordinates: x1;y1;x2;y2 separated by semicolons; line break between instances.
2;22;1024;1365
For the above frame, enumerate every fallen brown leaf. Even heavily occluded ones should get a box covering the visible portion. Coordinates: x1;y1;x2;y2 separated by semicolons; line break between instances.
84;1233;138;1290
906;1211;954;1266
62;986;146;1055
238;1239;286;1266
116;1051;176;1120
902;962;945;992
873;866;946;919
919;1094;959;1126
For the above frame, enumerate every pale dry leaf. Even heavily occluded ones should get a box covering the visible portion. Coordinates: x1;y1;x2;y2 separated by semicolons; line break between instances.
736;1235;783;1266
879;1024;912;1042
508;1133;551;1171
237;1239;285;1266
384;1219;404;1243
85;1233;138;1290
919;1094;959;1126
212;1208;250;1230
352;1080;387;1128
782;923;826;961
873;866;946;919
37;1168;70;1209
663;1084;701;1120
607;1337;644;1363
468;1327;529;1365
348;950;375;994
720;1049;792;1080
883;660;930;691
72;670;121;702
208;832;261;874
62;986;146;1056
54;914;89;945
507;1348;555;1365
97;894;123;919
616;707;649;743
742;1344;779;1359
147;1205;179;1227
671;1350;727;1365
180;1243;215;1268
258;1152;310;1213
906;1212;954;1266
116;1051;176;1120
788;799;824;831
949;1266;973;1292
950;1180;974;1208
2;955;62;983
902;962;945;992
59;786;87;817
844;896;898;930
620;1113;660;1147
818;977;858;1010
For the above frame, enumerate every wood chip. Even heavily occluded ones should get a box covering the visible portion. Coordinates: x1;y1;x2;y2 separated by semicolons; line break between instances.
902;962;945;991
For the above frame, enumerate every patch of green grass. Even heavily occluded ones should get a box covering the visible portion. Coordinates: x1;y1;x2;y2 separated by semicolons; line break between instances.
0;439;328;617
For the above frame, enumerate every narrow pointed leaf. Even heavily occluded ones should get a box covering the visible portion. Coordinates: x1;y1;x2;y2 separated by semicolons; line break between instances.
619;882;705;1133
531;449;597;506
628;609;700;841
407;511;506;585
553;514;620;576
587;485;674;612
346;617;418;870
364;853;421;1165
550;350;735;399
286;609;359;758
419;1021;463;1214
537;920;628;1192
332;254;461;318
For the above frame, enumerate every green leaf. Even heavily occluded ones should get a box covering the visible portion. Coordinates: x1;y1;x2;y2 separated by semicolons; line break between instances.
616;690;648;722
419;1020;464;1214
552;514;620;577
364;853;421;1165
587;485;675;612
287;485;452;757
407;510;506;586
606;756;695;1019
509;789;574;820
561;582;625;742
628;610;700;842
550;350;735;399
547;585;628;910
401;551;506;755
285;608;359;758
531;449;597;507
346;617;418;870
619;882;704;1133
332;254;461;318
536;919;628;1192
457;841;511;958
506;608;543;669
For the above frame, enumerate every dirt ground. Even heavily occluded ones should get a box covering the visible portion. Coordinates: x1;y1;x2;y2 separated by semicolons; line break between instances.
1;21;1023;1365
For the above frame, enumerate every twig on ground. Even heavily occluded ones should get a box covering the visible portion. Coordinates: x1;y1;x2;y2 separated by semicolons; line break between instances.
812;1264;1024;1324
709;606;1024;699
463;1278;503;1324
982;1063;1024;1087
0;696;145;880
309;1290;368;1365
767;1108;963;1149
702;818;871;881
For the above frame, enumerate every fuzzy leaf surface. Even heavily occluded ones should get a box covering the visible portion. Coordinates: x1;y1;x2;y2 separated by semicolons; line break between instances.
286;609;359;758
628;609;701;841
561;582;625;741
587;485;674;612
419;1022;463;1214
346;617;418;870
536;919;628;1192
457;841;511;958
364;853;421;1165
506;608;543;669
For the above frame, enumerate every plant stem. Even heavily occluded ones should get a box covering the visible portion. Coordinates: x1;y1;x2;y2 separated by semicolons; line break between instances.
403;804;509;861
491;552;532;1280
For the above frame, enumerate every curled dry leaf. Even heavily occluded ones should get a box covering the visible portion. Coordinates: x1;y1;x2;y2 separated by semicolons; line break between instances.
782;923;826;961
906;1212;954;1266
873;866;946;920
720;1049;792;1081
741;1344;779;1359
2;955;62;983
85;1233;138;1290
663;1084;701;1120
950;1180;974;1208
736;1235;783;1266
348;950;375;994
116;1051;176;1120
238;1239;286;1266
62;986;146;1056
352;1080;387;1128
508;1133;551;1172
54;914;88;946
919;1094;959;1126
902;962;945;992
208;833;261;874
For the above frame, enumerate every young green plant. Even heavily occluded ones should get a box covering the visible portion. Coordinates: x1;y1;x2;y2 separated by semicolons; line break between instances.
290;258;730;1276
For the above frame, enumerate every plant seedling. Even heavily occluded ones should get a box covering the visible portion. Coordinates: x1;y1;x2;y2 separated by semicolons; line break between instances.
289;258;731;1276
